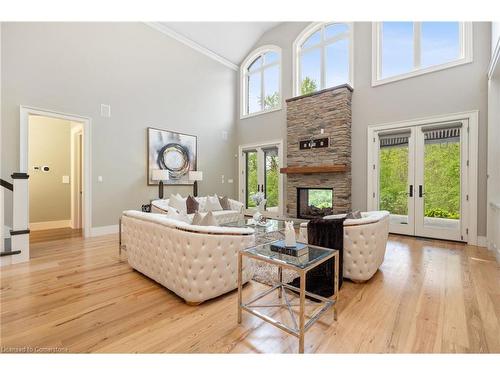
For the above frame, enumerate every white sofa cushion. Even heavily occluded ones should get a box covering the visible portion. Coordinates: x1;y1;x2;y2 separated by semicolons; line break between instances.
205;194;223;212
169;193;187;213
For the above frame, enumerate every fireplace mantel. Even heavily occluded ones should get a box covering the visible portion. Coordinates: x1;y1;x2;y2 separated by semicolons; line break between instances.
280;164;348;174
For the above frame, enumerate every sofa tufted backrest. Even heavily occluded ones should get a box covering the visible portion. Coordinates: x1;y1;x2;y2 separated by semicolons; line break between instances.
123;210;254;235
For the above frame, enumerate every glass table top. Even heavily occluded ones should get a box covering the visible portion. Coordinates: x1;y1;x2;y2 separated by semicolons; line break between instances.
242;241;337;270
222;218;300;234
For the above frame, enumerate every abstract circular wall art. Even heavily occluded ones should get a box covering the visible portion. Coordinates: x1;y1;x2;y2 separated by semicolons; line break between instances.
147;127;197;185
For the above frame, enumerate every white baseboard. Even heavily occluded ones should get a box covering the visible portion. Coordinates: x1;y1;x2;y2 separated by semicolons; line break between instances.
90;224;119;237
477;236;488;248
30;220;72;231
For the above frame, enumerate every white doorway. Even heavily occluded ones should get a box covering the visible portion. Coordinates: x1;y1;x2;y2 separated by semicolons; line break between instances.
238;140;284;218
20;106;92;239
367;112;478;244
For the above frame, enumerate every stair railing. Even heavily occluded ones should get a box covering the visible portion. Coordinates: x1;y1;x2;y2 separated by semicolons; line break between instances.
0;173;30;265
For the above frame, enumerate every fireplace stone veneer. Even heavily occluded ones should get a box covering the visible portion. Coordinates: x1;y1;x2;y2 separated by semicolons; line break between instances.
285;84;352;218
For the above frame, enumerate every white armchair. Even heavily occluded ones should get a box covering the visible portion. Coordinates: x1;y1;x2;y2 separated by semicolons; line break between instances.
299;211;389;282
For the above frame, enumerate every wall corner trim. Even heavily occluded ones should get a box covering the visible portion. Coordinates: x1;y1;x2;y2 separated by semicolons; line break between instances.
477;236;488;248
144;22;238;72
488;36;500;80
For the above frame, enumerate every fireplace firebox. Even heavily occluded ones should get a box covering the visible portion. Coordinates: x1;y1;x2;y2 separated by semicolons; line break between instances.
296;188;333;219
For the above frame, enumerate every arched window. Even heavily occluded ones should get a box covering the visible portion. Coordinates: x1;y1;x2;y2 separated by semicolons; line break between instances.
293;22;353;96
240;45;281;118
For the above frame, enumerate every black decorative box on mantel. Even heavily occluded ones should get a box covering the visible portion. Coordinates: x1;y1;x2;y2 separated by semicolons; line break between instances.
270;240;309;257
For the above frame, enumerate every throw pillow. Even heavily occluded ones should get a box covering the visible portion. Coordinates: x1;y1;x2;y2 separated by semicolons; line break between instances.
218;196;231;210
169;193;187;213
199;211;217;226
165;207;190;223
186;195;199;214
346;210;362;219
192;212;203;225
205;194;223;212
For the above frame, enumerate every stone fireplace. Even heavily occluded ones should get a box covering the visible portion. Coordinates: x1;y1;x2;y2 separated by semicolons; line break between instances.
282;84;352;218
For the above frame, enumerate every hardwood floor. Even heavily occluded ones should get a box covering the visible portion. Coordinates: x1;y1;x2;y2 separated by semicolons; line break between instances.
30;227;82;244
1;233;499;353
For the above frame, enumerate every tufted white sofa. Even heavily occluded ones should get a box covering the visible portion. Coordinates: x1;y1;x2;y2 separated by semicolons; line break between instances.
299;211;390;282
121;210;255;304
151;196;244;225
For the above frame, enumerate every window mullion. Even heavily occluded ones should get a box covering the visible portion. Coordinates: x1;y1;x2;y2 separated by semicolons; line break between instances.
320;26;326;90
414;22;422;69
261;68;265;111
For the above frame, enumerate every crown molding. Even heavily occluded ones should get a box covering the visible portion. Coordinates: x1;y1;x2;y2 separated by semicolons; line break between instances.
144;22;238;71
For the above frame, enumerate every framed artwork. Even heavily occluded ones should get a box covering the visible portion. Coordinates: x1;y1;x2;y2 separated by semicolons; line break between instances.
147;127;197;185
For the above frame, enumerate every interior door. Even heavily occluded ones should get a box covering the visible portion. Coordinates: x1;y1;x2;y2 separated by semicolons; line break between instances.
414;122;466;241
377;129;416;235
241;143;282;218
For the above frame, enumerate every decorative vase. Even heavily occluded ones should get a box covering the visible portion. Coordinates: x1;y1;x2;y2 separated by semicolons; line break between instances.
258;201;266;213
284;221;297;248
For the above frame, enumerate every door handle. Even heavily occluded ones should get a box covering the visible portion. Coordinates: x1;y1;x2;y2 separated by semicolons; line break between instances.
409;185;413;197
419;185;424;198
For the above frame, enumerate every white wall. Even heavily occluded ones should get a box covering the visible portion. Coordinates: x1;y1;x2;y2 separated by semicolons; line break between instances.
487;23;500;251
237;22;491;236
1;22;238;228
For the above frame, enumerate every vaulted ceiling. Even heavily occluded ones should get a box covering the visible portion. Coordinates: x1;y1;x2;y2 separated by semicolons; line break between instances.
159;22;281;66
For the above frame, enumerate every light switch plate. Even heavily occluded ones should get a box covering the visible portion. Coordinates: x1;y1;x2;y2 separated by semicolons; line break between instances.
98;176;103;182
100;104;111;118
62;175;70;184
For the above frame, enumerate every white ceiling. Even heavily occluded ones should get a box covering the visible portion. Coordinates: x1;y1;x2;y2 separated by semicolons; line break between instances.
159;22;281;66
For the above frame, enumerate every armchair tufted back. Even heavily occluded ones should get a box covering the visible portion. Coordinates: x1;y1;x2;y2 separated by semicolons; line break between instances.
342;213;389;281
122;211;255;303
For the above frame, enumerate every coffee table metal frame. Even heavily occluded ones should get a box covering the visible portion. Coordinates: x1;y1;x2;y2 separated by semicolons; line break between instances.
237;242;339;353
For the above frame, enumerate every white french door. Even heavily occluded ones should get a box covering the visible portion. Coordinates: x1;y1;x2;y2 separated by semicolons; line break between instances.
371;120;469;242
238;141;284;218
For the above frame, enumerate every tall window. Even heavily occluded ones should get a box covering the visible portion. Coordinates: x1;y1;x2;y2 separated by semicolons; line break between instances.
373;22;472;85
240;45;281;118
293;22;353;96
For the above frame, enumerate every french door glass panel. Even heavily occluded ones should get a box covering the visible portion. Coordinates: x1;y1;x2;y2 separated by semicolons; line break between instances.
245;151;258;208
264;147;279;213
415;125;463;241
378;131;414;235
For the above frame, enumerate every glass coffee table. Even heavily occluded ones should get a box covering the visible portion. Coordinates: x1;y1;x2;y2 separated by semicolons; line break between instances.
237;240;339;353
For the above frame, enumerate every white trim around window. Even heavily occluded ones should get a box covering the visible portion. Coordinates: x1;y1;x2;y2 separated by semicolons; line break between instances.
292;22;354;96
240;45;282;120
372;22;473;87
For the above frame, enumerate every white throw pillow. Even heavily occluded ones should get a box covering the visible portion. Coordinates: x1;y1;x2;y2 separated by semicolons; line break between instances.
169;194;187;213
205;194;223;212
165;207;190;223
195;196;207;212
199;211;217;226
191;212;203;225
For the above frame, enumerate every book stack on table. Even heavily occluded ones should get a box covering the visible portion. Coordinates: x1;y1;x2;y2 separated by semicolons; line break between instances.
270;240;309;257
